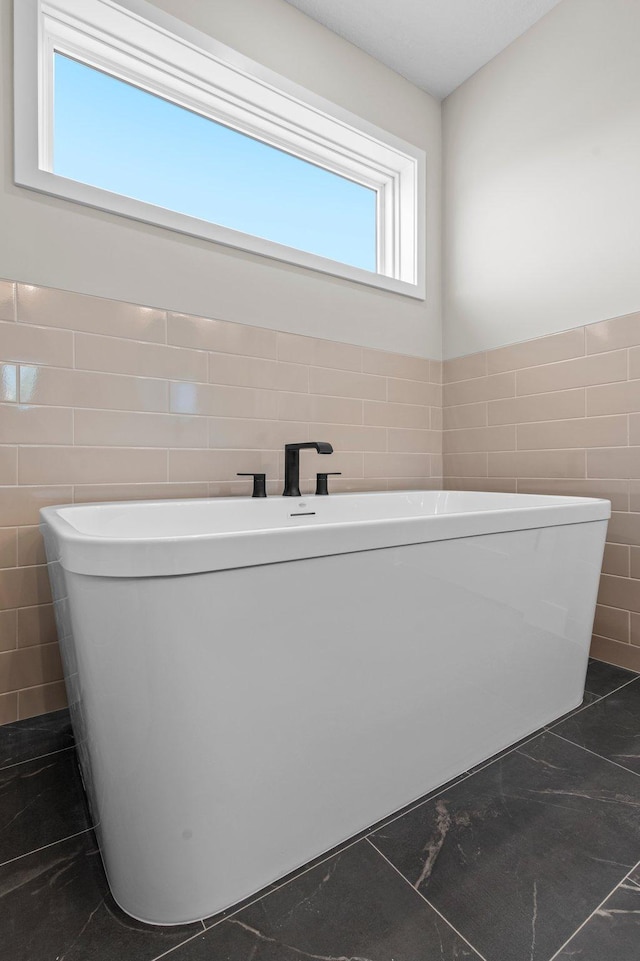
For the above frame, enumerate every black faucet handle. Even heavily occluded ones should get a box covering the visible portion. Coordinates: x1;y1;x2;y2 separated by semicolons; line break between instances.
237;473;267;498
315;472;341;496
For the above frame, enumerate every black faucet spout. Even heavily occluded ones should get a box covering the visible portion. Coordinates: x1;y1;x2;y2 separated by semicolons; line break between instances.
283;442;333;497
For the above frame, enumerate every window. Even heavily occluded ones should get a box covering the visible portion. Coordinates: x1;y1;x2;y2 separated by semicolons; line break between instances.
14;0;425;297
53;54;377;272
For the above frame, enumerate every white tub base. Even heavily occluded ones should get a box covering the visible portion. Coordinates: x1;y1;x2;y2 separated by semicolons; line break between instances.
44;510;607;923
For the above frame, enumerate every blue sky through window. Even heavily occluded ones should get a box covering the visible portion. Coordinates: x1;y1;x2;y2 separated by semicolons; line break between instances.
53;54;377;272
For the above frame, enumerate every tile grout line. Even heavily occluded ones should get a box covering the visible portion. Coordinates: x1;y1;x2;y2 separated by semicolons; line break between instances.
198;835;369;934
461;728;548;779
0;743;75;774
547;727;640;779
148;924;209;961
0;826;94;870
361;771;475;839
544;700;596;729
545;857;640;961
369;729;573;839
546;672;640;731
364;837;489;961
586;672;640;699
586;672;640;700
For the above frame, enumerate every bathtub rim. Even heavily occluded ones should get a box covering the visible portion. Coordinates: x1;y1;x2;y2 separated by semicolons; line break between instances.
41;489;611;579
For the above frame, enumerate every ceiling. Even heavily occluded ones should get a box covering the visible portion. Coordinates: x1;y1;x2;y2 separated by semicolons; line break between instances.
284;0;563;99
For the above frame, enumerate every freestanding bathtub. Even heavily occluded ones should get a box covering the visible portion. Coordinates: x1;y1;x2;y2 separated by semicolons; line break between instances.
41;490;610;924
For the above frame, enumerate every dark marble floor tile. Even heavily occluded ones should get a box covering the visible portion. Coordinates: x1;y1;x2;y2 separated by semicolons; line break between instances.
555;866;640;960
0;749;91;864
553;678;640;774
0;831;202;961
0;709;74;770
370;732;640;961
186;840;480;960
584;658;638;698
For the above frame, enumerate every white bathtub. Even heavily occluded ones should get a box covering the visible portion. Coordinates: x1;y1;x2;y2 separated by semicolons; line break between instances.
41;490;609;924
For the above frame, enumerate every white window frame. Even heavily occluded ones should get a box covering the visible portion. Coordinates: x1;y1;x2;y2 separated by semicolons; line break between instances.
14;0;426;298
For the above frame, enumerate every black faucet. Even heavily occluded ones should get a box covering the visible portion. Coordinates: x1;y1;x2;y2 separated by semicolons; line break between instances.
283;442;333;497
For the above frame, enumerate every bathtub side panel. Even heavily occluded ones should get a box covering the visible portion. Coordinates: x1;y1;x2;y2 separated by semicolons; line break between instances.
62;519;606;923
40;525;99;823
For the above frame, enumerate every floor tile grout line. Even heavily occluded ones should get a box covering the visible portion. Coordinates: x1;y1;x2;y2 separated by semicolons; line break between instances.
544;692;608;728
362;770;474;838
586;681;635;702
364;837;489;961
365;725;556;843
0;744;75;774
148;924;209;961
581;671;640;705
362;729;569;848
545;857;640;961
547;727;640;779
460;728;546;778
0;826;93;870
543;685;630;729
198;834;368;933
546;671;640;734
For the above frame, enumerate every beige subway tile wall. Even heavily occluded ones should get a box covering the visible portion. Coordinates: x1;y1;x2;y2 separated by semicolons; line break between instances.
4;274;636;720
0;279;442;723
443;309;640;673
